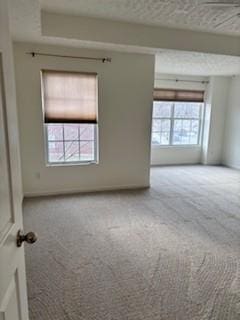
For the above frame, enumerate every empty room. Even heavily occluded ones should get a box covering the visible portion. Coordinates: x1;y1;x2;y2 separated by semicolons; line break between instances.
1;1;240;319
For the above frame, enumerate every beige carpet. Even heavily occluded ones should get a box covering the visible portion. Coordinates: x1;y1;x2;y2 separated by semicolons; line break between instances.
23;165;240;320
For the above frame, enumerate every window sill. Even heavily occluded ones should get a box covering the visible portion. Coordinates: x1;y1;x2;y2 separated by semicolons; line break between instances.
151;144;201;149
46;161;99;167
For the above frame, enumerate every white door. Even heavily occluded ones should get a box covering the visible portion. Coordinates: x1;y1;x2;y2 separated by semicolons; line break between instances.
0;51;32;319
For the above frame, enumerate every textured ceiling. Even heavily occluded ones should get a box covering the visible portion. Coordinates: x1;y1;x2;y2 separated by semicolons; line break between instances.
8;0;41;42
40;0;240;36
8;0;240;76
155;50;240;75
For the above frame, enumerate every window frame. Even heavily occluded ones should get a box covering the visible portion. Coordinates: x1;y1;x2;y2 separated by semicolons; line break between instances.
152;101;203;147
44;123;99;166
41;70;99;166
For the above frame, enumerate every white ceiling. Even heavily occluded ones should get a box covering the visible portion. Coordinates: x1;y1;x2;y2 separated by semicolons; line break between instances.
9;0;41;43
8;0;240;76
9;0;240;41
155;50;240;76
40;0;240;36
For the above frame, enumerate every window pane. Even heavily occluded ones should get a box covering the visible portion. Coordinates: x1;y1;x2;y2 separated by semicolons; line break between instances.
152;132;161;145
160;132;170;145
80;124;94;140
151;119;170;145
174;102;200;118
173;131;191;144
152;119;161;132
80;141;94;161
190;120;200;144
48;141;64;162
174;119;182;131
173;119;200;145
161;119;171;131
173;119;190;145
64;141;79;162
64;124;79;140
192;120;199;133
173;131;182;144
153;101;171;118
189;131;198;144
182;134;190;144
191;104;201;118
182;119;191;131
47;124;63;141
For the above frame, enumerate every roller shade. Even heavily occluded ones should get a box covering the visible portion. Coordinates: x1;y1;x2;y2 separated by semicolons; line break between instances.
42;70;98;123
153;89;204;103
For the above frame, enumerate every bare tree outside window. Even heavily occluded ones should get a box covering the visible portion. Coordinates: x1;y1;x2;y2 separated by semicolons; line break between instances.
152;101;202;146
46;123;97;163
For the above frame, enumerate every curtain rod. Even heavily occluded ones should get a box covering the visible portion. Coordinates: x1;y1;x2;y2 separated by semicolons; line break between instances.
155;78;209;84
26;52;112;63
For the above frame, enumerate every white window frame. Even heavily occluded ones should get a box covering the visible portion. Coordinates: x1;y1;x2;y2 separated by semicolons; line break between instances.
41;70;99;166
152;101;203;147
44;123;99;166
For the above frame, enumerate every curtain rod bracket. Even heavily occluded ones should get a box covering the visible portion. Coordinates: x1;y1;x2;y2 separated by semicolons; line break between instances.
102;58;112;63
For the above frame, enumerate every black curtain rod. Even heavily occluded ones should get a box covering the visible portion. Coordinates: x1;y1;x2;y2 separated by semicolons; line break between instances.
26;52;112;63
156;78;209;84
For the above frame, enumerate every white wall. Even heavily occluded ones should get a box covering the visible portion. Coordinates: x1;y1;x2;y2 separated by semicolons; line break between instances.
42;11;240;57
14;43;155;196
202;76;230;165
222;76;240;169
151;146;202;166
151;74;207;166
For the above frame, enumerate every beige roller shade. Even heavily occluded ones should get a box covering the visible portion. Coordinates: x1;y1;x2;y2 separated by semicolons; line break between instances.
153;89;204;102
42;70;98;123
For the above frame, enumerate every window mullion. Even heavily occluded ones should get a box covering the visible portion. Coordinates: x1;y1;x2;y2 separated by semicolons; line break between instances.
189;119;192;144
78;125;81;161
169;102;174;145
94;124;97;162
46;125;50;163
62;124;66;161
159;118;162;145
198;104;203;145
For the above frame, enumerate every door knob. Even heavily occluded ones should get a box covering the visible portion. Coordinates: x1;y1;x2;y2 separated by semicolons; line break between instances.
16;230;38;247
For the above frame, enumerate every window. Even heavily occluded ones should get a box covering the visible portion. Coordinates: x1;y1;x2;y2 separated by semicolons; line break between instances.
152;89;204;146
47;124;96;163
41;70;98;164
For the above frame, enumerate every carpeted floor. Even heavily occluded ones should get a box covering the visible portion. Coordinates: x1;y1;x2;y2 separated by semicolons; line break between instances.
23;165;240;320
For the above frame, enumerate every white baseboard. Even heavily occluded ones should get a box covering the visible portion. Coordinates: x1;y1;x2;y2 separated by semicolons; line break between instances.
23;184;150;198
151;162;201;167
223;163;240;170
